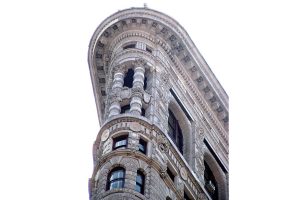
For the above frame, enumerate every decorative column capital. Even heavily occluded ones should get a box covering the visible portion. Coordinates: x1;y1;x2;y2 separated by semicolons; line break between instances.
133;58;147;69
113;64;126;74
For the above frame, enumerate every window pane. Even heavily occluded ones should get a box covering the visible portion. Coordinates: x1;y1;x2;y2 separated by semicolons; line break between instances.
110;169;124;181
115;139;126;147
136;174;143;184
135;184;141;193
110;180;123;189
139;143;145;153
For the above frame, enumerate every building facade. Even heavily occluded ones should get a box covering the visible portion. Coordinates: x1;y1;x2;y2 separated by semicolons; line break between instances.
88;7;228;200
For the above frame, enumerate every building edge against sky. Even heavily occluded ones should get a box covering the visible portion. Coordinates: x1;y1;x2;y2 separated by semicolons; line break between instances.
87;6;228;200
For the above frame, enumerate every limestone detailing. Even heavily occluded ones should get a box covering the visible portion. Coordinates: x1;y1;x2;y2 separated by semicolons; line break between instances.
91;116;207;199
88;7;229;200
89;8;228;134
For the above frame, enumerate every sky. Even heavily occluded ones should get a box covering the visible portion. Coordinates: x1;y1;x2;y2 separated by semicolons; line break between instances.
0;0;300;199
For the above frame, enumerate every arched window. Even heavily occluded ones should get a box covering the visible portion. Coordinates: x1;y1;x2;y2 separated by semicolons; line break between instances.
123;68;134;88
168;109;183;153
113;135;128;150
204;161;218;200
135;170;145;194
106;167;125;190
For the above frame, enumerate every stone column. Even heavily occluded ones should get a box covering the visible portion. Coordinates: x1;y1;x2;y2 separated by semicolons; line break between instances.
108;66;124;117
130;60;145;115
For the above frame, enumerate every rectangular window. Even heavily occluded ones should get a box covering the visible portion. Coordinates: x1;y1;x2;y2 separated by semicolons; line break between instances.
138;139;147;154
167;167;175;182
113;135;128;150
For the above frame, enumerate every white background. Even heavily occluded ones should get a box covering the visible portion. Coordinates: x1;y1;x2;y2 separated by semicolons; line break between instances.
0;0;299;199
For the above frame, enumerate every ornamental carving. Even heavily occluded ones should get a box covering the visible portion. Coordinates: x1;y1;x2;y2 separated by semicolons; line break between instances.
129;122;141;132
101;129;110;142
134;58;147;67
157;134;169;153
131;87;144;98
159;168;167;179
108;91;121;103
198;193;208;200
180;167;188;181
113;64;125;74
160;71;170;87
143;92;151;104
120;88;131;99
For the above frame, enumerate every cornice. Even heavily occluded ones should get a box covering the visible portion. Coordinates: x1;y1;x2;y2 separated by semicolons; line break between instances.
88;7;228;138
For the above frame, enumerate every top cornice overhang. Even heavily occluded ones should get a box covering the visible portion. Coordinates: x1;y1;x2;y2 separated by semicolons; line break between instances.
88;7;228;131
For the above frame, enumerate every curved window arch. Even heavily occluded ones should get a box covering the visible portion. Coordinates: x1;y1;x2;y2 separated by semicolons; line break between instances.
135;170;145;194
168;109;183;153
106;167;125;190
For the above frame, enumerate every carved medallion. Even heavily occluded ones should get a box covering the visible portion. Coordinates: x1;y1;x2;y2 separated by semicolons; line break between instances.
157;134;169;153
143;92;151;103
130;122;141;132
180;167;188;181
101;129;110;142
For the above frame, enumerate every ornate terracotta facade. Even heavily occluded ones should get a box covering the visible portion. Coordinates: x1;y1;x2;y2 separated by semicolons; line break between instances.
88;7;228;200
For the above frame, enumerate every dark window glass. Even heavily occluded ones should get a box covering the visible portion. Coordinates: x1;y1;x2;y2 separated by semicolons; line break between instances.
146;47;152;53
113;136;128;150
167;167;175;182
123;43;136;49
143;76;147;90
138;139;147;154
124;69;134;88
121;105;130;114
141;108;146;117
184;191;191;200
204;161;218;200
135;171;145;194
168;109;183;153
106;167;125;190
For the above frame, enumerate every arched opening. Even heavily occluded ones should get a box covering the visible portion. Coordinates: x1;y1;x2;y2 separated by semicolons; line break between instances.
106;167;125;190
135;170;145;194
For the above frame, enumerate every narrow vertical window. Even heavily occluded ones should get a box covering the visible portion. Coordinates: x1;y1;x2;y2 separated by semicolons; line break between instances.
143;76;148;90
106;167;125;190
166;167;175;182
113;135;128;150
204;161;218;200
123;68;134;88
141;107;146;117
138;139;147;154
135;170;145;194
184;191;191;200
168;109;183;153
